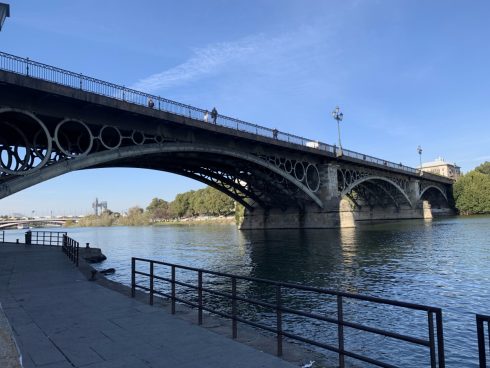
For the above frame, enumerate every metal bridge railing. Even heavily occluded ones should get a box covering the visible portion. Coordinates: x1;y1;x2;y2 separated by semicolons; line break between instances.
0;51;424;176
0;230;4;243
25;230;67;246
132;257;445;368
477;314;490;367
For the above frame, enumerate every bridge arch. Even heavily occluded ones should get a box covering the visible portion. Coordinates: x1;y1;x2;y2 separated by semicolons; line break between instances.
340;176;413;209
1;143;323;210
419;185;448;202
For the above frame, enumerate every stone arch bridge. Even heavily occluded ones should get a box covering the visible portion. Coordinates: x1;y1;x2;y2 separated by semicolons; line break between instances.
0;52;454;229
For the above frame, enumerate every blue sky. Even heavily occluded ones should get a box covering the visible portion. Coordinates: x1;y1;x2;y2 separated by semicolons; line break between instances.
1;0;489;216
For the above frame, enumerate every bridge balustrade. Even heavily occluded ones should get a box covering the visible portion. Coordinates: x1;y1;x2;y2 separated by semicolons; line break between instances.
0;51;425;178
0;230;4;243
477;314;490;367
132;257;445;368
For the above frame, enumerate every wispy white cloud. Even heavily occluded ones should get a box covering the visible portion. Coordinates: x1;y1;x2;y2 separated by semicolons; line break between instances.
130;36;263;92
130;27;327;93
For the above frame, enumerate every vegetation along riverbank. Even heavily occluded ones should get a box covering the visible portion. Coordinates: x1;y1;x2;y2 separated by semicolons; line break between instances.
68;187;244;227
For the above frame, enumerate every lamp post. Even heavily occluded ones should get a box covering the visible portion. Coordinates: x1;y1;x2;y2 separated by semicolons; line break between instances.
417;145;423;175
332;106;344;156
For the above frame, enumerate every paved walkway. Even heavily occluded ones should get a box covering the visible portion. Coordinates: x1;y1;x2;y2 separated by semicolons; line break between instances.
0;244;298;368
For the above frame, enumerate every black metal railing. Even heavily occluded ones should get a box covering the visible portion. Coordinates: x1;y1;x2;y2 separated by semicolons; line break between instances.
62;234;79;267
0;230;4;243
477;314;490;367
25;230;67;246
131;257;445;368
0;50;431;178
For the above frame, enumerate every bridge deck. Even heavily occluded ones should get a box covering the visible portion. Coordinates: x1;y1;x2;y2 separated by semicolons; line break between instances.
0;244;297;368
0;51;451;185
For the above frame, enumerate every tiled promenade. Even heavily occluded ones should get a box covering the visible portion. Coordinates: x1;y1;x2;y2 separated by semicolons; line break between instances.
0;244;297;368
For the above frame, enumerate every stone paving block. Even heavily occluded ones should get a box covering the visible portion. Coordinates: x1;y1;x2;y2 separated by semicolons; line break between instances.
12;322;66;366
79;355;152;368
55;342;104;367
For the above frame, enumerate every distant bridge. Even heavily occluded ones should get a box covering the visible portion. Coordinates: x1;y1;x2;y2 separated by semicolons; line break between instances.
0;51;454;229
0;218;75;229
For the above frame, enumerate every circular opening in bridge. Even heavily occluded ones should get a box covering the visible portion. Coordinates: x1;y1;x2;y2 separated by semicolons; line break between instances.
54;119;93;157
99;126;122;150
154;135;164;144
284;159;293;174
294;161;305;181
0;108;52;175
131;131;145;145
306;164;320;192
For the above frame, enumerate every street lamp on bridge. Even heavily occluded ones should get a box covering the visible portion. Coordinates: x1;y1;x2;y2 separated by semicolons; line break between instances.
417;145;423;174
332;106;344;157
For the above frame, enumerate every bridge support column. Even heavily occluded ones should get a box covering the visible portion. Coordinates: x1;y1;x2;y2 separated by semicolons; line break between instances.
407;179;433;218
240;163;343;229
407;179;421;206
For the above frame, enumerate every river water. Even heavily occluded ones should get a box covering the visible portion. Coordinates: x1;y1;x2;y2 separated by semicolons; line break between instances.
5;216;489;367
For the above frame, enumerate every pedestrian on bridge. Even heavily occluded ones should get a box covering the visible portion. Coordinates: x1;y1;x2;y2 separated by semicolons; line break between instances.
204;110;209;122
148;98;154;109
211;107;218;124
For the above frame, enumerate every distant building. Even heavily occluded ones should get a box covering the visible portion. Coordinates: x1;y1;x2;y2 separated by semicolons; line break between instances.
421;157;461;180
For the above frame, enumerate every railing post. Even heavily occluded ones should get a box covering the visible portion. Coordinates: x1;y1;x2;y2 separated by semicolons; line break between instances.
171;265;176;314
436;310;445;368
337;295;345;368
131;258;136;298
26;57;29;76
198;270;203;325
428;311;437;368
149;261;154;305
232;277;237;339
25;231;31;245
79;73;83;90
477;315;486;368
276;285;283;357
75;242;79;267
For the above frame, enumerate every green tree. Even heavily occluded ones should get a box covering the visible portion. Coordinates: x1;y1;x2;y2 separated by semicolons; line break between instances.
146;198;170;220
475;161;490;176
170;191;194;218
454;171;490;215
118;206;148;226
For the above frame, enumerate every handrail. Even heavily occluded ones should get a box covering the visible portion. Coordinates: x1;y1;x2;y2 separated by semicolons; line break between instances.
25;230;67;246
62;234;79;267
132;257;445;367
0;50;437;178
477;314;490;367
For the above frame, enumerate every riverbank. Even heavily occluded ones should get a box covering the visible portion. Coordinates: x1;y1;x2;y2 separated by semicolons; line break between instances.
0;243;301;368
65;215;237;228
